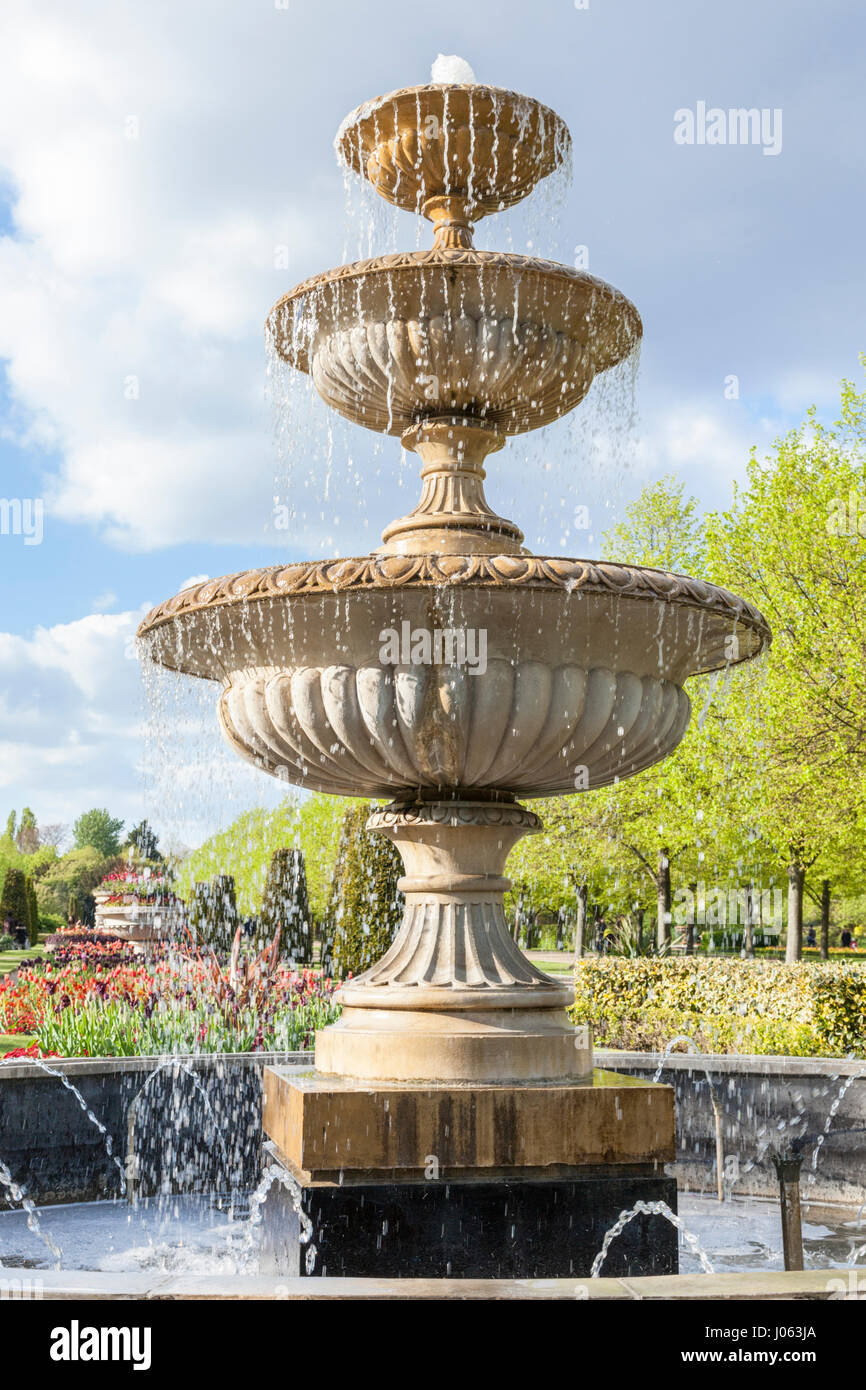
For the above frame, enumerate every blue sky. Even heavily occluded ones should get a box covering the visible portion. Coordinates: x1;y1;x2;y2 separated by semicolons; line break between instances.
0;0;863;848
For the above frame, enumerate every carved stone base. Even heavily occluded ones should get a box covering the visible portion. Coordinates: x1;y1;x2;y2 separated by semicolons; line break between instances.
315;1006;591;1084
316;798;584;1082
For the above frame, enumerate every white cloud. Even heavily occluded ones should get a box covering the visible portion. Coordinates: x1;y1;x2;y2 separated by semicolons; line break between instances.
0;2;340;551
0;606;146;826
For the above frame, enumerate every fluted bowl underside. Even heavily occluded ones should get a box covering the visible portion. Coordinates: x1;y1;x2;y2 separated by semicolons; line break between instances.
267;251;641;436
219;661;690;797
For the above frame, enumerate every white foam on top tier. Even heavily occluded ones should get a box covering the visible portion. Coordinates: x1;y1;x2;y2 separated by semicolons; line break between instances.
431;54;476;84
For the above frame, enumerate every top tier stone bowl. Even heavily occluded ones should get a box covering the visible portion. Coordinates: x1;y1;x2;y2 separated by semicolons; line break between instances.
139;76;770;1086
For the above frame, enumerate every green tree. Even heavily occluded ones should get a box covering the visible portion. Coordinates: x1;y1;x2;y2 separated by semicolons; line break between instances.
15;807;39;854
74;808;124;858
37;845;118;918
260;848;312;964
601;475;735;947
25;876;39;944
178;793;357;922
706;368;866;959
331;806;404;978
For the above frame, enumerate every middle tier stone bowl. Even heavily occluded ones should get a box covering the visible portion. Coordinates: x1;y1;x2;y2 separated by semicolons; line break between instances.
267;251;641;437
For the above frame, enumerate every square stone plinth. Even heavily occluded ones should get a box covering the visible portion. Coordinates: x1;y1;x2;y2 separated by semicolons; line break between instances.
262;1067;675;1180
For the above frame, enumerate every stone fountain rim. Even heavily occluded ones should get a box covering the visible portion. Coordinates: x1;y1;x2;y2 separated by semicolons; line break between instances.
334;80;572;173
137;552;771;670
266;249;642;375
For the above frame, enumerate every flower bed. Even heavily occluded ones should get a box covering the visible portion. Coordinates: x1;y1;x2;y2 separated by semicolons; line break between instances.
0;951;341;1056
96;869;179;906
49;938;141;968
571;957;866;1056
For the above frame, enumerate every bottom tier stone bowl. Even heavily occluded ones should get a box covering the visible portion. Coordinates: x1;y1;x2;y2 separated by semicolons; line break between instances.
139;554;768;800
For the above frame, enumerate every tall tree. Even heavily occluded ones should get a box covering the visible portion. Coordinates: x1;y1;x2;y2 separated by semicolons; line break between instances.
706;368;866;959
260;847;312;965
15;807;39;854
73;808;125;858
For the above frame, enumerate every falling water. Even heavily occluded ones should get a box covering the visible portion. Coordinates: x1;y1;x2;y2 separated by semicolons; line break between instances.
244;1160;317;1275
2;1057;127;1196
0;1158;62;1269
591;1199;715;1278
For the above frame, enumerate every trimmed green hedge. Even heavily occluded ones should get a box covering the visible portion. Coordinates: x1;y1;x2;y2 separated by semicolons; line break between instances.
571;957;866;1057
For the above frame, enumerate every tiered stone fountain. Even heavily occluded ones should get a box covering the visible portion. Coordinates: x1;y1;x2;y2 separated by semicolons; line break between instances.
139;72;769;1277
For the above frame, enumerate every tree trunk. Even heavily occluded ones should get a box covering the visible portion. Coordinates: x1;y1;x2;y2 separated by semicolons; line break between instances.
656;848;671;950
820;879;830;960
743;881;755;959
685;880;697;955
786;862;805;963
593;906;603;953
635;906;645;954
573;884;588;959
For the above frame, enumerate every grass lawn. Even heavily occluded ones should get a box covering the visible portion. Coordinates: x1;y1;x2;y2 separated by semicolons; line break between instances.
0;949;45;978
0;1033;36;1053
536;959;574;975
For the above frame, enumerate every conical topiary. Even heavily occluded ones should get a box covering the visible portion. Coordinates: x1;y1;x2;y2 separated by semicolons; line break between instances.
260;847;312;965
26;876;39;945
188;875;239;955
319;816;351;976
0;868;31;944
331;806;404;979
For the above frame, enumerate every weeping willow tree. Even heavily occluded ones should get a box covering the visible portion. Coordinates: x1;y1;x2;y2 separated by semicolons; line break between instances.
329;806;404;979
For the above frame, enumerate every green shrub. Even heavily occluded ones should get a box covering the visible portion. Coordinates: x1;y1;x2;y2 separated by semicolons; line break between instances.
571;957;866;1057
260;848;312;965
331;806;403;979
